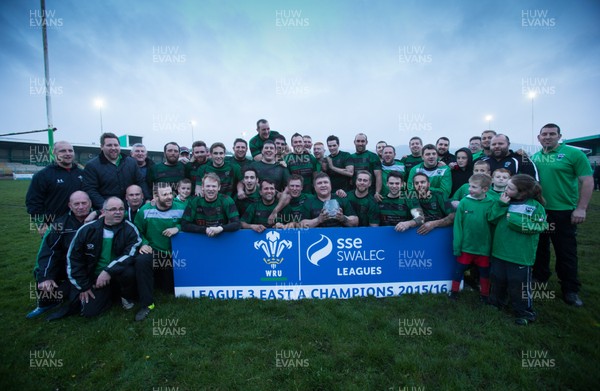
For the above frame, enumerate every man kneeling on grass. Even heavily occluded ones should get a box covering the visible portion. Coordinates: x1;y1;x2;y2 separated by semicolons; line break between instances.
134;184;185;321
56;197;141;319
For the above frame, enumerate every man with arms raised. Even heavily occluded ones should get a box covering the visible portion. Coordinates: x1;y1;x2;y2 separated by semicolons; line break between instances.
532;123;593;307
26;141;84;236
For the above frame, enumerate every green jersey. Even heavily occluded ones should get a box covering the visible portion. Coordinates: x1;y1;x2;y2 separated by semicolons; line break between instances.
147;162;186;192
234;188;261;217
400;155;423;181
453;195;495;256
327;151;353;191
350;150;381;191
451;183;499;202
279;193;313;225
249;130;281;158
241;200;277;227
251;161;290;192
417;189;453;222
182;194;239;228
346;191;380;227
284;152;321;193
381;159;406;195
378;195;411;226
134;202;185;252
301;196;356;227
185;160;209;189
488;198;547;266
407;163;452;197
226;156;252;173
531;144;593;210
196;162;242;198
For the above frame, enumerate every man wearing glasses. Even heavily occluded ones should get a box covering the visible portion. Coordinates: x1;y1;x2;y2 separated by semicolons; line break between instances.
61;197;141;319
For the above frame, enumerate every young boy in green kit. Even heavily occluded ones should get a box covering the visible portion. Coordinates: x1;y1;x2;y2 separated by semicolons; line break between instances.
450;173;495;302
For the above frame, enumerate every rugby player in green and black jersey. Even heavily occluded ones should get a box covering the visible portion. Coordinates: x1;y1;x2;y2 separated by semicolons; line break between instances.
241;179;278;233
300;172;358;228
335;170;379;227
411;173;454;235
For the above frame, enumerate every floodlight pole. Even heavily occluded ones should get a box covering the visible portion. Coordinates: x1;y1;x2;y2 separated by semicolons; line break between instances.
41;0;54;159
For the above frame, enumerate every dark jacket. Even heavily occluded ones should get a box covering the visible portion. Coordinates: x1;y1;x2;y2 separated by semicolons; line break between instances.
67;218;141;292
478;150;539;180
34;211;86;282
26;163;84;224
450;148;473;197
83;152;150;210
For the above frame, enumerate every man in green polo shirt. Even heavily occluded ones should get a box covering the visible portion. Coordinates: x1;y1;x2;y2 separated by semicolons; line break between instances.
531;123;593;307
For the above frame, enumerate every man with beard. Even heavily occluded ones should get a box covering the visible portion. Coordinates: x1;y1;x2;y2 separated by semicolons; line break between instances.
532;123;593;307
436;137;456;165
376;141;387;161
182;173;241;236
400;136;424;182
407;144;452;197
350;133;383;200
27;141;84;236
130;143;154;184
249;141;290;192
147;142;186;194
479;134;538;179
133;184;185;321
186;141;210;189
27;191;94;319
83;133;149;210
478;130;497;160
300;173;358;228
325;135;354;192
250;119;281;161
235;168;262;216
284;133;321;193
381;145;406;196
411;173;454;235
241;179;278;232
226;138;252;172
65;197;141;318
335;171;380;227
194;142;242;198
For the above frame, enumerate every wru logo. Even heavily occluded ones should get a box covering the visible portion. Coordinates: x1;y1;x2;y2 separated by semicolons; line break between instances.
254;231;292;269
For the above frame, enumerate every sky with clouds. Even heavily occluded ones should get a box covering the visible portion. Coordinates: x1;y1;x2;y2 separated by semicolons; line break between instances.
1;0;599;154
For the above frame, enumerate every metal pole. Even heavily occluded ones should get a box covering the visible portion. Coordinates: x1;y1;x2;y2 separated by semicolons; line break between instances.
41;0;54;160
531;97;534;146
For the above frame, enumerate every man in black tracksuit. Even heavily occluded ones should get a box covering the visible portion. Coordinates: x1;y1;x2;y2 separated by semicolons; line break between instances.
66;197;141;318
475;134;539;180
83;132;150;210
26;141;84;237
27;191;94;319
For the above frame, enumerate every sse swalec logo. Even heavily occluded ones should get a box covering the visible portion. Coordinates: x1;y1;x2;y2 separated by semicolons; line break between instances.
306;234;333;266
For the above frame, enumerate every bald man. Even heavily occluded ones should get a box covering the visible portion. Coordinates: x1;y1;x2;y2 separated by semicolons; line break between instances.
27;191;94;319
26;141;84;237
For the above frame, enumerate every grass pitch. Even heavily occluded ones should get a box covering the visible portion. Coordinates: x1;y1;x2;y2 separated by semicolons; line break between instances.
1;180;599;390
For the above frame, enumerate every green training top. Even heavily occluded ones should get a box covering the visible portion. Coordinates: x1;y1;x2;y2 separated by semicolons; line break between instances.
531;144;592;210
134;202;185;252
453;195;495;256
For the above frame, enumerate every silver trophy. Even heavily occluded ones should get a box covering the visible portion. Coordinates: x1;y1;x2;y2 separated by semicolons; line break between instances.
323;199;340;219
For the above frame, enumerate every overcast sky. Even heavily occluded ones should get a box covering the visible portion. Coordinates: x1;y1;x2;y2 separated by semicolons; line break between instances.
1;0;599;154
